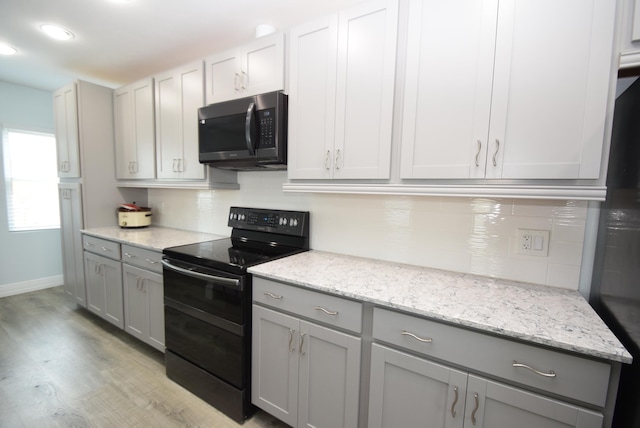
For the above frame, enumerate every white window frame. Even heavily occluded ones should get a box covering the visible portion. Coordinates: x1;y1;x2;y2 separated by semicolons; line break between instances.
2;125;60;232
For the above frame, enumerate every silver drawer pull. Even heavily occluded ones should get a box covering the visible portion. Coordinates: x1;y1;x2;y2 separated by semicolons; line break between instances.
512;361;556;378
85;241;94;246
401;331;432;343
145;259;158;264
471;393;479;425
124;253;134;258
451;386;458;418
101;246;111;252
314;306;338;316
264;292;283;300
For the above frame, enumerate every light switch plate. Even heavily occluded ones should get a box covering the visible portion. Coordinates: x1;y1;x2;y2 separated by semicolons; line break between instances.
517;229;550;256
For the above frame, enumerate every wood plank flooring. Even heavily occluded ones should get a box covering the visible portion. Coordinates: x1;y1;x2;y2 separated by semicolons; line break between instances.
0;287;289;428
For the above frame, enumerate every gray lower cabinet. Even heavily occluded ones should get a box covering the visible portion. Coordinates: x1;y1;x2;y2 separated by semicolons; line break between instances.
252;303;361;428
121;244;165;352
122;264;164;352
84;251;124;328
368;343;467;428
368;343;603;428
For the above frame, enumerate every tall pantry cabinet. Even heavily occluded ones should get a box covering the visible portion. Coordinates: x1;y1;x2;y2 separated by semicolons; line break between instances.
54;80;145;306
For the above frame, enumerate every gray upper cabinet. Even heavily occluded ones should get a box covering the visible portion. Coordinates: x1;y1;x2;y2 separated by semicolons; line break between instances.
154;60;206;180
114;78;156;180
53;83;80;178
204;32;285;104
400;0;616;181
287;0;398;180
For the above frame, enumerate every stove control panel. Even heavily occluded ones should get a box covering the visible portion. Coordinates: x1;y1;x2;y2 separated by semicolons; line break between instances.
228;207;309;237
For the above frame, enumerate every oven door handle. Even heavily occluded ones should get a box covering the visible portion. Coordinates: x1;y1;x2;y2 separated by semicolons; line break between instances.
161;259;240;287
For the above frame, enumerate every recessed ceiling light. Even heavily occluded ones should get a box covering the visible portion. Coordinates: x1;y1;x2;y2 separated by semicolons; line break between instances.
0;44;18;55
40;24;75;41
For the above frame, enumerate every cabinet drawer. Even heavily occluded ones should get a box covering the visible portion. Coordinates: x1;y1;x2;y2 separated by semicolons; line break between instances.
121;244;162;273
372;307;611;407
253;277;362;333
83;235;121;260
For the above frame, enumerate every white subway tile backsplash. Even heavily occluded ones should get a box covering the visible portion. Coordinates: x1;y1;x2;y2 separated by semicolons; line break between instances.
149;173;587;290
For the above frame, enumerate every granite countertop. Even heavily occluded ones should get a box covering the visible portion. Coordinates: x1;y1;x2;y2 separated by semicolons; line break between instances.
248;250;632;364
81;226;226;251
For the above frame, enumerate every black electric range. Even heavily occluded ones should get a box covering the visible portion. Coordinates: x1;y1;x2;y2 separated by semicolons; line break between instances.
161;207;309;423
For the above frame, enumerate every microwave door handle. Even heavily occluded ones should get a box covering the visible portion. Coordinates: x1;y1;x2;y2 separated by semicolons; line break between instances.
245;102;257;156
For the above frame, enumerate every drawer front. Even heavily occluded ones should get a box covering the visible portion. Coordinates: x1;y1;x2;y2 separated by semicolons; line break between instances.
253;277;362;333
83;235;121;260
121;244;162;273
372;307;611;407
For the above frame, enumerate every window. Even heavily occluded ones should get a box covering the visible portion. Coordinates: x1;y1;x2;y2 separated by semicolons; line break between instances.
2;127;60;231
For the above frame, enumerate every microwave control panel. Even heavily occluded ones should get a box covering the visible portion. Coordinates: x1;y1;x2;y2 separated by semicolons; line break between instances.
258;109;276;148
228;207;309;237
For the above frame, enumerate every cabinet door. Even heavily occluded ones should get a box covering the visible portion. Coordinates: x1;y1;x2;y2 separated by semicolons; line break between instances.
400;0;497;179
53;83;80;178
298;320;361;428
288;16;339;179
334;0;398;179
242;32;285;97
131;78;155;179
178;61;206;180
368;344;467;428
205;49;241;104
145;270;165;351
465;375;603;428
84;252;123;328
114;85;135;179
59;184;85;306
155;61;206;180
252;305;300;427
488;0;615;179
84;252;107;318
123;264;149;341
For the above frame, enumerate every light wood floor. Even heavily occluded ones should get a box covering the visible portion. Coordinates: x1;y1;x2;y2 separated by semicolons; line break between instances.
0;286;289;428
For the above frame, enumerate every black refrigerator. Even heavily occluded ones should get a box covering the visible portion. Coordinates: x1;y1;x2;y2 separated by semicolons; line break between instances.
590;75;640;428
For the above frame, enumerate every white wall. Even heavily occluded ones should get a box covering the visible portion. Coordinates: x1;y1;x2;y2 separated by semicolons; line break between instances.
0;81;63;296
149;170;588;290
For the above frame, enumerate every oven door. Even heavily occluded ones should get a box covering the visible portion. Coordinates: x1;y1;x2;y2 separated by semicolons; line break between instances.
161;257;249;388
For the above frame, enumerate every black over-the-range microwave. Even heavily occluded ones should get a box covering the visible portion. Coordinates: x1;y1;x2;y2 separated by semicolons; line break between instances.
198;91;287;170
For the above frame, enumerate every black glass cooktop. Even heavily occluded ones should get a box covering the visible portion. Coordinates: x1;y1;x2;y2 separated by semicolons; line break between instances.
163;237;305;275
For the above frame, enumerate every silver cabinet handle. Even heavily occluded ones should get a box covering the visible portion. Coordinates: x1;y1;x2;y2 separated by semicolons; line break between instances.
101;246;111;252
145;259;158;265
471;393;479;425
85;241;94;247
124;253;134;258
325;150;331;170
234;73;240;91
451;386;458;418
475;140;482;167
314;306;338;316
264;291;283;300
241;71;247;90
401;331;432;343
335;149;341;170
299;332;306;355
512;361;556;378
492;139;500;167
289;329;295;352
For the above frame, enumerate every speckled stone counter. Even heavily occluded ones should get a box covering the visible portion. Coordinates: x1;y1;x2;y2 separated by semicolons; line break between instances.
248;250;632;364
81;226;226;252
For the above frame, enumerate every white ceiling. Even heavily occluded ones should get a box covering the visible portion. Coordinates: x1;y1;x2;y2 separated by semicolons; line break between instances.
0;0;362;91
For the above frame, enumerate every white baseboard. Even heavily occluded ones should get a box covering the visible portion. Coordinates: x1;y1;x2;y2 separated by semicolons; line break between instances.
0;275;63;298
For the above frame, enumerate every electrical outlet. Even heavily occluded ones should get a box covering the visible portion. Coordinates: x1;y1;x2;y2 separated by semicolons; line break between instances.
517;229;550;256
